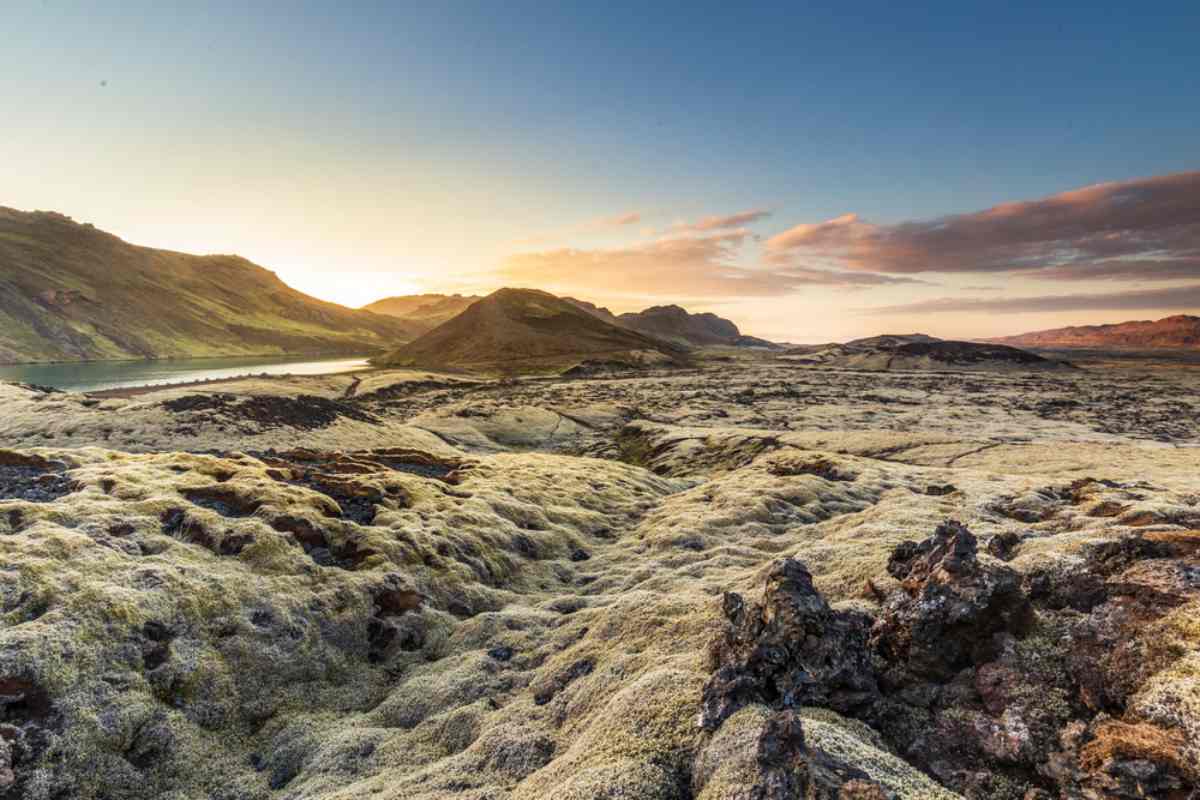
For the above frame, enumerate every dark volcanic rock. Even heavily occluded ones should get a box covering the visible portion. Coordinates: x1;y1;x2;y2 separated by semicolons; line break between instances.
164;393;378;431
986;531;1023;561
750;710;884;800
873;520;1032;680
692;707;891;800
700;523;1200;799
700;559;878;732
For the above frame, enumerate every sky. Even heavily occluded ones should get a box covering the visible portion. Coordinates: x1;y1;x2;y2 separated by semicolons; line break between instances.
3;1;1199;342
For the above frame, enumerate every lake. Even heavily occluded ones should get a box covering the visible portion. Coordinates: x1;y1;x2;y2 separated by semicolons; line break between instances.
0;355;372;393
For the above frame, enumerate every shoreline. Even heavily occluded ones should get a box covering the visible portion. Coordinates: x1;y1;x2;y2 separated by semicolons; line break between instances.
0;349;381;368
84;366;376;399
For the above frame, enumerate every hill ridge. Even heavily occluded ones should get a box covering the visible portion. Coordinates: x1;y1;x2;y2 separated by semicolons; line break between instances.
0;206;419;364
991;315;1200;349
373;287;687;374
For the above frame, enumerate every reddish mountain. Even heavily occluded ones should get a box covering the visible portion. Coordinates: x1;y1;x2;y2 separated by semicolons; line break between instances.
992;315;1200;349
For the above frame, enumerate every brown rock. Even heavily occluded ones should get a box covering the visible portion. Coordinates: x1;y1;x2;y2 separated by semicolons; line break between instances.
872;520;1032;680
700;559;878;732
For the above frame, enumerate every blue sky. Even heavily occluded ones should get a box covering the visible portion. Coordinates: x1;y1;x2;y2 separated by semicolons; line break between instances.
4;1;1198;339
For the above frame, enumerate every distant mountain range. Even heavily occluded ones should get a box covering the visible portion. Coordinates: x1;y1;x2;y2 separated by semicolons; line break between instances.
615;305;777;348
784;333;1075;372
0;207;419;364
991;315;1200;350
361;294;482;332
373;288;688;374
368;293;774;349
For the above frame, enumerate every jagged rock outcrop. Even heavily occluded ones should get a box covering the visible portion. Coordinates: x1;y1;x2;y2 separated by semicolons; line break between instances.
872;520;1033;681
701;559;878;732
693;707;892;800
698;560;887;797
701;522;1200;799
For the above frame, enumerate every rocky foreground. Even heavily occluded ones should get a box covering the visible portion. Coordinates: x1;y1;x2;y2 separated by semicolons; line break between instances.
1;354;1199;799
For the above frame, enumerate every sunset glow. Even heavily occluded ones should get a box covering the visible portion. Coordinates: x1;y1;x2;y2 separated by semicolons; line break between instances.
4;1;1197;340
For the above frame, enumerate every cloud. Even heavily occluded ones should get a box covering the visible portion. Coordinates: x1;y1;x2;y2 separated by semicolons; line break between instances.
604;212;642;226
673;209;772;232
1023;257;1200;282
867;283;1200;315
499;231;921;299
765;171;1200;281
506;211;644;248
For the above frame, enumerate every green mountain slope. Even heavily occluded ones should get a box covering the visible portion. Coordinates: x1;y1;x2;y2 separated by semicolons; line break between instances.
0;207;420;363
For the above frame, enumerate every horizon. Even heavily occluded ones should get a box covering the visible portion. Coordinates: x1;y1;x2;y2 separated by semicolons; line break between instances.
6;199;1197;345
4;2;1199;341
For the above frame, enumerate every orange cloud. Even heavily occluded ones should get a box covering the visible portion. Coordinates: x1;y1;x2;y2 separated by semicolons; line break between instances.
506;211;645;248
672;209;771;232
499;231;921;298
765;171;1200;280
605;211;642;226
868;283;1200;315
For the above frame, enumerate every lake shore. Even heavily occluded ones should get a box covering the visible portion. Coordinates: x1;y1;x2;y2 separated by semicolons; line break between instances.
0;354;373;393
85;369;372;399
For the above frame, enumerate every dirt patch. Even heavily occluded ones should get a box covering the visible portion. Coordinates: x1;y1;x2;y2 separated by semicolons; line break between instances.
163;394;378;431
0;452;74;503
269;515;378;569
182;486;263;518
767;457;855;482
0;676;52;725
160;508;254;557
252;448;463;483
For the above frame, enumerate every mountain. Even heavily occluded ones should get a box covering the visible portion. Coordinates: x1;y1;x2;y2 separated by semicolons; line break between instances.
0;207;420;364
561;297;619;321
619;303;777;347
844;333;940;348
366;292;778;350
991;315;1200;350
616;304;779;348
362;293;482;331
372;287;688;374
784;334;1074;372
615;304;739;347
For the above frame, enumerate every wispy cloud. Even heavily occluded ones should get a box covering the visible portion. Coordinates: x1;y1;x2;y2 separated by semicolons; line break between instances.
499;230;922;298
765;171;1200;281
672;209;772;233
506;210;644;248
604;211;642;227
1023;257;1200;282
868;283;1200;315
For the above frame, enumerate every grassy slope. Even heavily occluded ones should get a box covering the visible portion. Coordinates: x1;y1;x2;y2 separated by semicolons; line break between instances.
0;207;420;363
